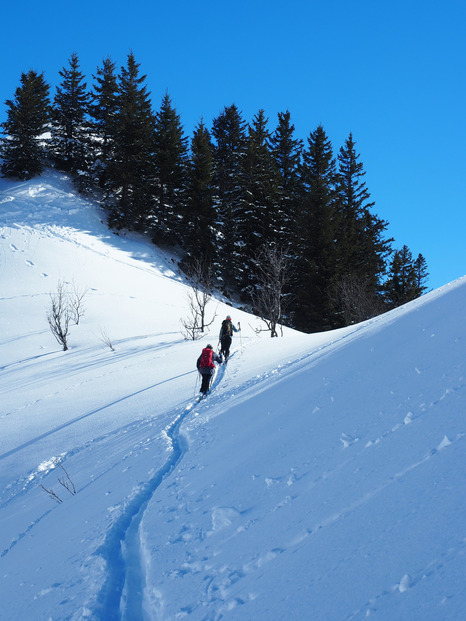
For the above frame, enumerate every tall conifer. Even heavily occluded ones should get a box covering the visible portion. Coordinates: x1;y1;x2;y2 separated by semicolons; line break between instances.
269;110;303;248
211;104;247;293
50;53;91;176
238;109;277;296
335;133;392;309
89;57;119;191
107;52;155;231
1;70;50;179
183;120;217;270
294;125;338;331
152;92;189;244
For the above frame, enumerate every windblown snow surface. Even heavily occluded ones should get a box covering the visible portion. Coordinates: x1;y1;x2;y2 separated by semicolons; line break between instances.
0;171;465;621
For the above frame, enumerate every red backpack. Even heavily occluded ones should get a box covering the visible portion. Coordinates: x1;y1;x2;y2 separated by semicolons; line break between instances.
200;347;214;368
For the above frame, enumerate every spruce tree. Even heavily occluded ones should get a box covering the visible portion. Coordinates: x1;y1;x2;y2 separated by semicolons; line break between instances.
183;120;217;271
385;245;429;307
211;104;247;293
50;53;91;177
333;133;392;323
294;125;338;331
88;57;119;191
238;109;278;296
1;70;51;179
413;253;429;296
269;110;303;249
152;92;189;244
106;52;155;231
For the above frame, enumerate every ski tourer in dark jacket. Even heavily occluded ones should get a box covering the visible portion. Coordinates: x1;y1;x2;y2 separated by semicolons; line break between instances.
196;344;223;394
218;315;240;360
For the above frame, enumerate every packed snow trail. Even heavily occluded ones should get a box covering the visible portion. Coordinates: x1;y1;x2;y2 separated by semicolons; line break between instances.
92;363;227;620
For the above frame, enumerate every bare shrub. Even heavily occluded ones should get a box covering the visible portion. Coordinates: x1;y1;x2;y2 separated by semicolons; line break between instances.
69;280;89;325
251;245;292;337
40;458;77;504
329;274;385;325
47;280;71;351
97;326;115;351
181;259;217;340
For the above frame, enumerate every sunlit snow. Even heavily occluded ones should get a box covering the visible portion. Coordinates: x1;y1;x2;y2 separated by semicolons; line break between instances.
1;171;465;620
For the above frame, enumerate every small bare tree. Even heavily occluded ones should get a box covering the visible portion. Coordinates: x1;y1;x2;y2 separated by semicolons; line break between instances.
181;259;217;340
97;326;115;351
69;281;89;325
47;280;71;351
252;245;292;337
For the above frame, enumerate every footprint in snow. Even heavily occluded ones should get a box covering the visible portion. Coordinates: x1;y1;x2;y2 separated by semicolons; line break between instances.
10;244;18;252
25;260;35;267
340;433;359;448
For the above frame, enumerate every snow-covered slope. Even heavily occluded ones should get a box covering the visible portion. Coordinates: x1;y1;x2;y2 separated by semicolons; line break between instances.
0;171;465;621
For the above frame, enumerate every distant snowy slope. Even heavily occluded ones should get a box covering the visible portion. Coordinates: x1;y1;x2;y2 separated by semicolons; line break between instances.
0;171;465;621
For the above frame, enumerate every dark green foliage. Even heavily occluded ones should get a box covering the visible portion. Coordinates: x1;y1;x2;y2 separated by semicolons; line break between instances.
385;246;429;307
88;57;119;191
106;52;155;231
293;125;339;331
1;50;429;330
152;92;189;244
182;120;217;271
50;53;91;177
238;109;278;296
269;110;303;248
211;104;247;292
331;134;393;324
1;70;50;179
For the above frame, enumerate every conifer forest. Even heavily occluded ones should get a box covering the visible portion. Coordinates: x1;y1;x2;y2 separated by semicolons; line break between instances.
0;52;429;333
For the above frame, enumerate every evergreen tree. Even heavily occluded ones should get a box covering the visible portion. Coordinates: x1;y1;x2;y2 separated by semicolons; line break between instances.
182;120;217;270
50;53;91;177
384;245;415;307
413;253;429;296
106;52;155;231
385;246;429;307
211;104;247;293
88;57;119;191
269;110;303;248
1;70;51;179
152;92;189;244
238;109;278;296
333;133;392;323
293;125;338;331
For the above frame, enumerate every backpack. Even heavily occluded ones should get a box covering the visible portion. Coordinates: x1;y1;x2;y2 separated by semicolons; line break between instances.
200;347;214;368
221;319;232;338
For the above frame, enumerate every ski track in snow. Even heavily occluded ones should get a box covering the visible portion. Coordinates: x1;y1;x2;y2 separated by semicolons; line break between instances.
91;363;228;620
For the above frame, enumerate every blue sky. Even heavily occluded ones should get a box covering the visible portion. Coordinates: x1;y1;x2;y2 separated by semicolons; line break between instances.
1;0;464;290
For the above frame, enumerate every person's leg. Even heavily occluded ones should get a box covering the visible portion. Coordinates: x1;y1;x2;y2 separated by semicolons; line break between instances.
201;373;210;393
225;335;232;359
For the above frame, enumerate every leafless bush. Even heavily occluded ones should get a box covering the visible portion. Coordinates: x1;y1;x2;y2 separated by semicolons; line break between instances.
329;274;385;325
47;280;71;351
181;259;217;340
251;245;292;337
69;281;89;325
40;458;77;504
97;326;115;351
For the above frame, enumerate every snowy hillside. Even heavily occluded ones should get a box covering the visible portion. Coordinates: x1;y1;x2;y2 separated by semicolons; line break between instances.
1;171;465;621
